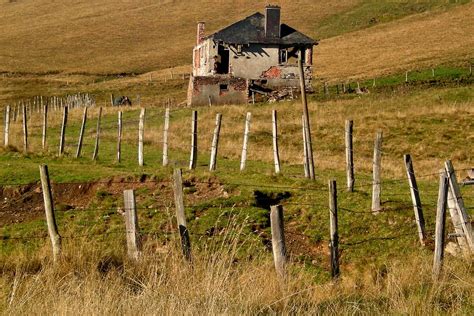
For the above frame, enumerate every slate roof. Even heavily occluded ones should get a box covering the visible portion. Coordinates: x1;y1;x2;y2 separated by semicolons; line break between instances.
207;12;317;46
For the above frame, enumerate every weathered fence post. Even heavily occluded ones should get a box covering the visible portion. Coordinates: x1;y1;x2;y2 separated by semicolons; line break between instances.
445;160;474;252
92;107;102;160
298;52;315;179
189;110;197;170
22;104;28;153
446;182;468;253
403;154;426;245
433;170;448;280
324;82;329;96
4;105;10;147
405;71;409;83
345;120;354;191
209;113;222;171
270;205;287;279
172;169;192;261
371;131;383;214
75;107;88;158
42;104;48;150
240;112;252;171
272;110;281;174
138;108;146;166
117;111;122;163
302;115;309;178
123;190;141;260
162;108;169;166
39;164;62;261
58;106;68;156
329;179;340;279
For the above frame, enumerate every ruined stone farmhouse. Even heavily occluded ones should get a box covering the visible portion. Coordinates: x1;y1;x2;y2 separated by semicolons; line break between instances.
187;5;318;106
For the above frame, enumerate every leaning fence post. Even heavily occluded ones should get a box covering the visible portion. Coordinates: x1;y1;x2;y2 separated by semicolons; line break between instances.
403;154;426;245
302;115;309;178
329;179;340;279
433;170;448;280
162;108;169;166
189;110;197;170
272;110;281;174
172;169;192;261
22;104;28;153
371;131;383;214
4;105;10;147
39;164;62;261
445;160;474;252
345;120;354;191
123;190;141;260
117;111;122;163
138;108;146;166
209;113;222;171
59;106;68;156
42;104;48;150
75;107;88;158
240;112;252;171
92;107;102;160
270;205;287;279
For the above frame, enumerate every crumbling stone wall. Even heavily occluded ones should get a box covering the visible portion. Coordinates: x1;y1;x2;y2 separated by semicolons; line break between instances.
187;76;248;106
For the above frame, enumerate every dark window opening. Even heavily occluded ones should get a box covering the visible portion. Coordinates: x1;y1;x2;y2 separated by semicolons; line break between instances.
219;84;228;91
215;45;230;74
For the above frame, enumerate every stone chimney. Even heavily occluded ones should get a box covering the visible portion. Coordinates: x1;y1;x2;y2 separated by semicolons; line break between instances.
265;5;281;39
196;22;205;45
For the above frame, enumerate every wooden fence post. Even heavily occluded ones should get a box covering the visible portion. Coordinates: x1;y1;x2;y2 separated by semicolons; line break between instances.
345;120;354;191
22;104;28;153
272;110;281;174
59;106;68;156
324;82;329;96
403;154;426;245
445;160;474;252
123;190;141;260
42;104;48;150
433;170;448;280
270;205;287;279
172;169;192;261
405;71;409;83
298;53;315;179
138;108;146;166
189;110;197;170
209;113;222;171
92;107;102;161
302;115;309;178
75;107;88;158
371;131;383;214
4;105;10;147
117;111;122;163
39;164;61;261
240;112;252;171
162;108;169;166
329;179;340;279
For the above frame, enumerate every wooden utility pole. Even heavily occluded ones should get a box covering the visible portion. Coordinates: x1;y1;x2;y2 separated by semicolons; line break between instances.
433;170;448;280
240;112;251;171
123;190;141;260
75;107;88;158
345;120;354;191
371;131;383;214
298;52;315;179
209;113;222;171
172;169;192;261
270;205;286;279
329;179;340;279
189;110;197;170
403;154;426;245
302;115;309;178
272;110;281;174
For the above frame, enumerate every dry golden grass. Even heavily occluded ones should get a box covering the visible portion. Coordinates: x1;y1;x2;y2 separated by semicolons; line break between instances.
315;2;474;82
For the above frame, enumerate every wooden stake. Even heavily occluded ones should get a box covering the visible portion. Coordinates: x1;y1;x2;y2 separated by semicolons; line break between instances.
4;105;10;147
302;115;309;178
324;82;329;96
405;71;409;83
138;108;146;166
22;104;28;153
123;190;141;260
240;112;251;171
189;110;197;170
403;154;426;245
432;68;435;77
298;52;315;179
162;108;169;166
329;179;339;279
209;113;222;171
272;109;281;174
172;169;192;261
446;183;468;253
42;104;48;150
117;111;122;163
345;120;354;192
371;131;383;214
208;95;212;107
58;106;68;156
92;107;102;161
39;164;61;261
445;160;474;252
75;107;87;158
270;205;286;279
433;170;448;280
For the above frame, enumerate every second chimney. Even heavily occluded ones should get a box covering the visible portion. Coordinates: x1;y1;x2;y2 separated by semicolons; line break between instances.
197;22;205;45
265;5;280;39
